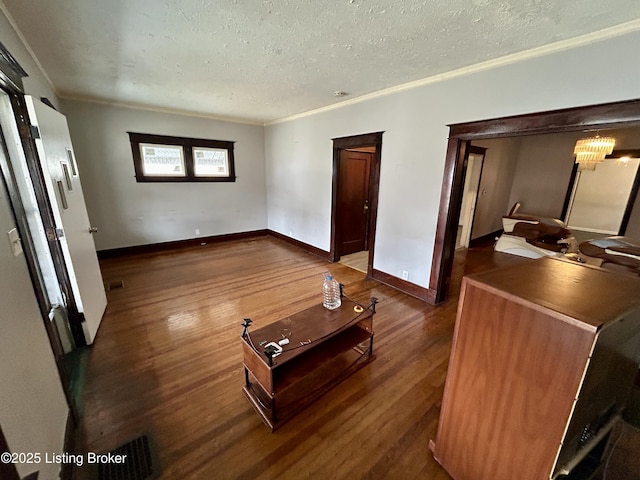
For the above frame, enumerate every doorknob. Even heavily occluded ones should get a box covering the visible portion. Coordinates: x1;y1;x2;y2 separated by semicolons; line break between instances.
363;200;369;214
88;226;99;234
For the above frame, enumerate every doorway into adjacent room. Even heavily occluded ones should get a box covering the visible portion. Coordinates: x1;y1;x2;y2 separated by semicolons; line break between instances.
563;149;640;243
430;99;640;304
331;132;382;276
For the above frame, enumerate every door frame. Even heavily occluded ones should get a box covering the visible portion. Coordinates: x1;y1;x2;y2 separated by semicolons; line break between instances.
330;131;383;277
430;98;640;304
0;425;20;480
10;94;86;347
562;148;640;235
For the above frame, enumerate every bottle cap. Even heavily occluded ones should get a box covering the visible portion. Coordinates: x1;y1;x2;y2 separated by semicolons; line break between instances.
325;275;333;280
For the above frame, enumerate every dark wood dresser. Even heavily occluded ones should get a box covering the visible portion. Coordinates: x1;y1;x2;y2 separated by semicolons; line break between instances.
431;257;640;480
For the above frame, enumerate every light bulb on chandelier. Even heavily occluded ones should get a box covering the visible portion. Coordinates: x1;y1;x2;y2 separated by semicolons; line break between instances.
573;135;615;171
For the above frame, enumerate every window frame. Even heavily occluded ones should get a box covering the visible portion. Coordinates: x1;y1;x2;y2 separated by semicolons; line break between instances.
128;132;236;183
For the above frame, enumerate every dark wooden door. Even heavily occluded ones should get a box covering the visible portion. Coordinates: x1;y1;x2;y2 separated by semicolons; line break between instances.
337;150;371;256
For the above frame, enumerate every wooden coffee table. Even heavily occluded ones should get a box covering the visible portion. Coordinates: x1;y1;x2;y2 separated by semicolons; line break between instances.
241;297;377;431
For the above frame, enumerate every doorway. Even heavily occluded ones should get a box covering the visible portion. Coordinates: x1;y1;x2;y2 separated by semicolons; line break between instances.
564;150;640;243
430;99;640;304
330;132;383;277
456;146;486;249
0;92;81;421
0;90;107;424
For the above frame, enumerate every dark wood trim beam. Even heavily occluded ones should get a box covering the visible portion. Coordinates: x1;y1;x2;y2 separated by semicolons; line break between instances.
98;230;268;259
449;99;640;140
0;40;27;94
467;145;487;155
371;269;436;303
332;132;384;149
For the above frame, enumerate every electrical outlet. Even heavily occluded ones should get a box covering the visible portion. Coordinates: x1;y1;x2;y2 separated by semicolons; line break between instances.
195;229;200;235
402;270;409;280
7;228;22;257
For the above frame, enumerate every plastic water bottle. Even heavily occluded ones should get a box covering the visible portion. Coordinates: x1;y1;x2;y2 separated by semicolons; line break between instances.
323;275;341;310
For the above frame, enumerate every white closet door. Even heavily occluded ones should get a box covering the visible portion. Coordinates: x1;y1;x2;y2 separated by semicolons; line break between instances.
26;96;106;344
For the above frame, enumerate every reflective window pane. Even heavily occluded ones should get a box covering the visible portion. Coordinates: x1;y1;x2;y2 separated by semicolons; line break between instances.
193;147;229;177
140;143;185;176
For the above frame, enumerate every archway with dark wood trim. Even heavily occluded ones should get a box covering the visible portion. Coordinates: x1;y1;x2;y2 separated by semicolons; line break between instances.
330;132;383;278
430;99;640;304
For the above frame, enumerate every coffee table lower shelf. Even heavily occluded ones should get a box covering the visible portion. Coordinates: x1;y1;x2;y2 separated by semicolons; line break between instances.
242;342;374;431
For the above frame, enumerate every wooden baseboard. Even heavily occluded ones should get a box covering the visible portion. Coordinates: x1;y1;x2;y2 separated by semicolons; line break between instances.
469;229;502;248
371;269;436;304
96;230;434;304
97;230;269;259
96;229;333;262
267;230;331;260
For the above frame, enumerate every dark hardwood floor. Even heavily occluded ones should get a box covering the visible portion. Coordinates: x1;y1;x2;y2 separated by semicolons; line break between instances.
74;235;526;479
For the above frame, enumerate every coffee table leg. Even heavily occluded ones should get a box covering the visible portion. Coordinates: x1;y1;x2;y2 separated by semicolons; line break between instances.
272;397;277;423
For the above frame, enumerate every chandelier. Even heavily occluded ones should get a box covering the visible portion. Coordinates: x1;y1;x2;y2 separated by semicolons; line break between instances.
573;135;615;171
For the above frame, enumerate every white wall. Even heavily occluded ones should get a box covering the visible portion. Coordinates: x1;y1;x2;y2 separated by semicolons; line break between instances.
0;6;58;109
0;10;69;479
265;30;640;289
507;132;579;218
508;127;640;230
471;138;520;239
0;186;68;480
60;100;267;251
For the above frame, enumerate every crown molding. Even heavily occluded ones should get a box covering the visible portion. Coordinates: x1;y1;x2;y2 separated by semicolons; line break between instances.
266;19;640;127
58;93;265;126
0;0;57;95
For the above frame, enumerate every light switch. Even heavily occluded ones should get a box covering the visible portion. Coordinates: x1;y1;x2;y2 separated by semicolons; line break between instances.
7;228;23;257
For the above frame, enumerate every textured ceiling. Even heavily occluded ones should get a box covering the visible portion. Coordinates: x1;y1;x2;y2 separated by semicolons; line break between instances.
3;0;640;123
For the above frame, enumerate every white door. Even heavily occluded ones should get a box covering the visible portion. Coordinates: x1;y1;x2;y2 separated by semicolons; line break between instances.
459;153;484;248
25;96;106;344
0;92;75;352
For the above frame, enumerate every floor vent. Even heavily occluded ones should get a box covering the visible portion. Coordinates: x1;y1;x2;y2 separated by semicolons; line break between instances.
104;279;125;291
96;434;159;480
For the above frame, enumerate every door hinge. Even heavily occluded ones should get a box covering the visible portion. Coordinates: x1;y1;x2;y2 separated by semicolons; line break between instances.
46;227;64;241
29;125;40;139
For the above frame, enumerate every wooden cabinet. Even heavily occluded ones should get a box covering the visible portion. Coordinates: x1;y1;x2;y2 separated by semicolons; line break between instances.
241;297;376;431
432;258;640;480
